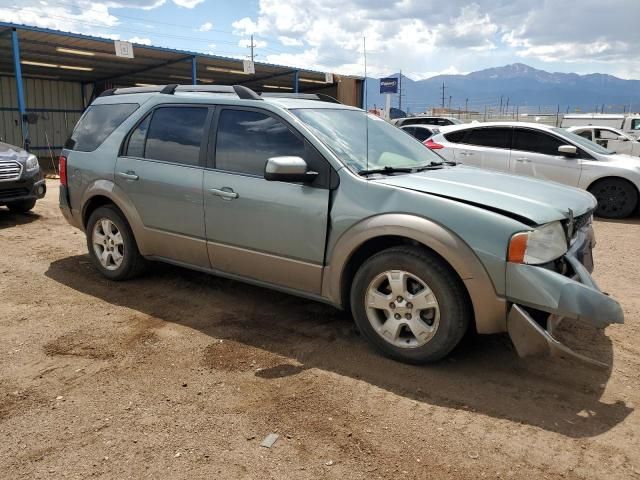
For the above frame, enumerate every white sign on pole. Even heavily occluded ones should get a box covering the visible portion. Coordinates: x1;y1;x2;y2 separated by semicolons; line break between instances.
325;72;334;83
243;60;255;74
114;40;134;59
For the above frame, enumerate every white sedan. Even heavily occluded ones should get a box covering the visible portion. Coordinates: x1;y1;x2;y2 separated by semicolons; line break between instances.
428;121;640;218
566;126;640;157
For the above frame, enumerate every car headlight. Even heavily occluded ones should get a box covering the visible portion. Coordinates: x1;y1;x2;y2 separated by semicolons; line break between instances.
25;154;39;172
508;221;567;265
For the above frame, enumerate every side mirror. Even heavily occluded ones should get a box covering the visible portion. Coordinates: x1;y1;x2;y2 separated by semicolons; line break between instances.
558;145;577;156
264;156;318;183
617;135;629;142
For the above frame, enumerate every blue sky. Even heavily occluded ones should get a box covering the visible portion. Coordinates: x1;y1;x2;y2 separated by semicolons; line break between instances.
2;0;639;80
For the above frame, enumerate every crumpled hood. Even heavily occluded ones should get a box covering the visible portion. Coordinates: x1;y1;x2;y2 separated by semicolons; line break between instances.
376;165;596;225
0;142;29;163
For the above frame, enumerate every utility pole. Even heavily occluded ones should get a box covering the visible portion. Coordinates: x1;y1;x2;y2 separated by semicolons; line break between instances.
441;82;446;109
499;95;503;115
465;98;468;117
448;95;452;112
505;97;510;115
248;34;257;62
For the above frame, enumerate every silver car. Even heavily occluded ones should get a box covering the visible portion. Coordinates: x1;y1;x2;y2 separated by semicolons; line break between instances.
58;85;623;366
429;121;640;218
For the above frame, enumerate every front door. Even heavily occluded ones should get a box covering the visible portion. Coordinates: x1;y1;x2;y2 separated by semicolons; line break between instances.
115;105;211;267
510;127;582;187
203;107;331;295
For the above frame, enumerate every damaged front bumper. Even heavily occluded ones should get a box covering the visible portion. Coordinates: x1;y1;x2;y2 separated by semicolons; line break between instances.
505;225;624;367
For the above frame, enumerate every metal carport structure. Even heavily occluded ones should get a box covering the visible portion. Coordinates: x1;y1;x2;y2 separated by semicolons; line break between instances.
0;22;363;155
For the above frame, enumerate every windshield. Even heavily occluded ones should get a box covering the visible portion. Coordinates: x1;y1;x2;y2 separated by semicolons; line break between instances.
292;108;444;173
555;127;613;155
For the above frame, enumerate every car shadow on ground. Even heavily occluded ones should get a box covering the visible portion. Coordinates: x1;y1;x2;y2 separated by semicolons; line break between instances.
45;255;633;439
0;209;41;229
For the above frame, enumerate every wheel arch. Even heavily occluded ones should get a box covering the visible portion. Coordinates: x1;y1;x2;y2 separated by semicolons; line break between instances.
80;180;150;255
323;214;507;334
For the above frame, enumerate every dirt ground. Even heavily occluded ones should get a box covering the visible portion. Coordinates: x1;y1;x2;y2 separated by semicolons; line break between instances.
1;180;639;479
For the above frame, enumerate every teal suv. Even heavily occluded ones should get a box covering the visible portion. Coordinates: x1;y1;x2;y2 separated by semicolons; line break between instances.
59;85;623;365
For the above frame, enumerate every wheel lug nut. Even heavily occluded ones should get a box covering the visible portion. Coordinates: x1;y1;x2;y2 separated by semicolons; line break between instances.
397;296;403;303
406;302;413;309
394;313;401;320
405;313;412;320
389;302;396;309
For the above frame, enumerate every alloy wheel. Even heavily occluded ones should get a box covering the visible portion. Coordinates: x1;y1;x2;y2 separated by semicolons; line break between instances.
365;270;440;348
92;218;125;271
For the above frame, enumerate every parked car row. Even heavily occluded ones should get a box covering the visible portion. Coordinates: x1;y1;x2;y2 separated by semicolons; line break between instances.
54;85;623;368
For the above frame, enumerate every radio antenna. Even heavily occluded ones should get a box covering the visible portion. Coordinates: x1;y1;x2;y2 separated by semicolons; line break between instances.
363;36;369;173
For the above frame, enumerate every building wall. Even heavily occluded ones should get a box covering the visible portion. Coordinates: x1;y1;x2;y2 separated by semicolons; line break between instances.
0;76;84;156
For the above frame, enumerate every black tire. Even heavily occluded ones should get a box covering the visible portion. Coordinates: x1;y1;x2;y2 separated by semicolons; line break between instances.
7;198;36;213
350;246;471;364
589;178;638;219
86;205;146;281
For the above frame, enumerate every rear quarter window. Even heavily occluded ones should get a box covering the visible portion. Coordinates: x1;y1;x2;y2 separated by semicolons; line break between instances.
65;103;139;152
443;129;468;143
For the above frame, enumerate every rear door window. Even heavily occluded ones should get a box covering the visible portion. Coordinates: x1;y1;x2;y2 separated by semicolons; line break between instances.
464;127;512;149
143;107;208;166
66;103;139;152
513;128;564;156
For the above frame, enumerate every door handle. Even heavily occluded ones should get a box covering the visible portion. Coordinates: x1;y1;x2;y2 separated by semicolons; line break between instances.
210;187;238;200
515;157;531;163
117;171;139;181
459;151;474;156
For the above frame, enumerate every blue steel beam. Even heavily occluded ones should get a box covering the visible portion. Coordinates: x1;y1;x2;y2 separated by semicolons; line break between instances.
191;56;197;85
293;70;299;93
10;28;29;150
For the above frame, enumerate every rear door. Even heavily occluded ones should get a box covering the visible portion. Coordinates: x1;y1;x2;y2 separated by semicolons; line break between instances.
454;126;512;172
510;127;582;187
115;105;211;267
203;107;332;295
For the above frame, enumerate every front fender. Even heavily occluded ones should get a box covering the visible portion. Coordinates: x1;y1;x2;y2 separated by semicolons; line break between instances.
323;213;508;334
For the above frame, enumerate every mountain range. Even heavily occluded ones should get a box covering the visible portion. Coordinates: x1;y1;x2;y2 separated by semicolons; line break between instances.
364;63;640;114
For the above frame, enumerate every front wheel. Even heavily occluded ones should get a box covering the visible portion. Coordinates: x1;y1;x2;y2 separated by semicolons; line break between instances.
86;205;145;280
589;178;638;219
350;246;471;364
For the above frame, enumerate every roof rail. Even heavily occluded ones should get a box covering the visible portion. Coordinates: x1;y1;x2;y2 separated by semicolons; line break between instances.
98;84;264;100
259;92;342;104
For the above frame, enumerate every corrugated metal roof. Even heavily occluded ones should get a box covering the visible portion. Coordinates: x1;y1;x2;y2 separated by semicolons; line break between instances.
0;22;358;90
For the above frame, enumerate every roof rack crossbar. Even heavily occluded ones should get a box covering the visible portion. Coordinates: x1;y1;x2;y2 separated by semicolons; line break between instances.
98;84;264;100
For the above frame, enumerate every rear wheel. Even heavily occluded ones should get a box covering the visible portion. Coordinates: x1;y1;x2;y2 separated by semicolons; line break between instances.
6;199;36;213
86;205;145;280
350;246;471;364
589;178;638;219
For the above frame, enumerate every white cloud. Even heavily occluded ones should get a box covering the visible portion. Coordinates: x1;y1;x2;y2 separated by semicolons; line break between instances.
198;21;213;32
128;36;152;45
171;0;204;8
279;36;303;47
232;0;640;79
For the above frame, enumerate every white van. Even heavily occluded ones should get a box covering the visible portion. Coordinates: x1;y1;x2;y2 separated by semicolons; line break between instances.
561;114;640;139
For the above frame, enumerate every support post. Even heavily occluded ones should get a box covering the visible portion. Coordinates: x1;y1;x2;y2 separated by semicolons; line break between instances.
191;56;197;85
11;28;29;150
293;70;299;93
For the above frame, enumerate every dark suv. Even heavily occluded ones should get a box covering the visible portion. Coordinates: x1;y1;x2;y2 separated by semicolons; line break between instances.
0;141;46;212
